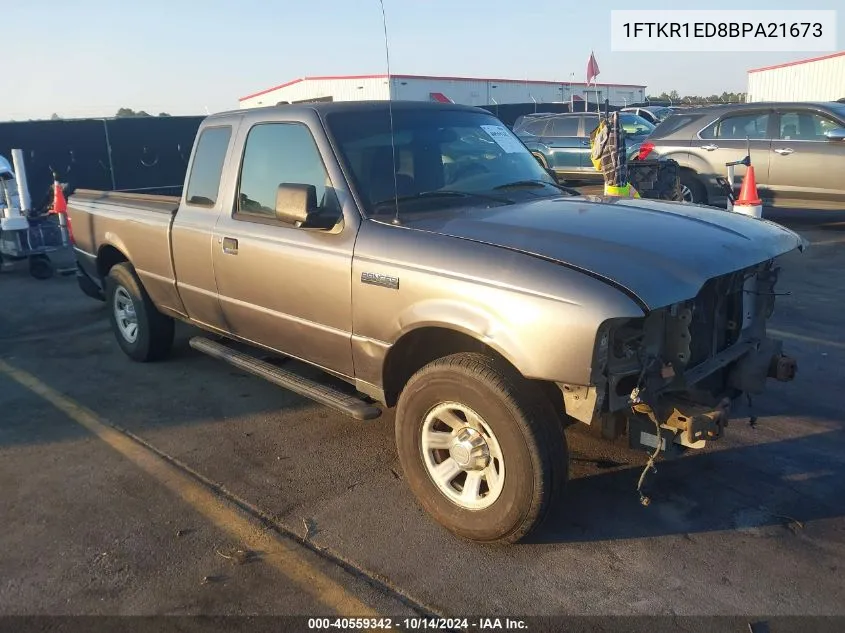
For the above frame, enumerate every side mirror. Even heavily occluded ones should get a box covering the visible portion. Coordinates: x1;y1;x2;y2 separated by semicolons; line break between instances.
824;127;845;141
274;183;333;229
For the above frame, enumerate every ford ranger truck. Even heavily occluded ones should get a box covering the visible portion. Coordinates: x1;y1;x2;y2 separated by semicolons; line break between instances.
68;101;803;544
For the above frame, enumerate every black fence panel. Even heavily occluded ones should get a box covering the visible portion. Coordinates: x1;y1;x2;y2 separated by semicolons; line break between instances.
104;116;204;192
0;119;112;209
0;116;204;211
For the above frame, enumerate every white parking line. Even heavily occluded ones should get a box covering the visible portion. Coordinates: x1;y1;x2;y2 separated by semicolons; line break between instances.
768;329;845;350
809;238;845;247
0;358;381;617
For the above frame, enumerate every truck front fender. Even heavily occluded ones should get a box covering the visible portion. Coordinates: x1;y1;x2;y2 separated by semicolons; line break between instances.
394;299;528;372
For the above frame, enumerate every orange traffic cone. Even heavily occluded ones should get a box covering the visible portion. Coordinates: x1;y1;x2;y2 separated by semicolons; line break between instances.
51;180;73;246
52;180;68;215
733;165;762;218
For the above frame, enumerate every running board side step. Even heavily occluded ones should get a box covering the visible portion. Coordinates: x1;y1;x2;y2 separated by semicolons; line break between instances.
189;336;382;421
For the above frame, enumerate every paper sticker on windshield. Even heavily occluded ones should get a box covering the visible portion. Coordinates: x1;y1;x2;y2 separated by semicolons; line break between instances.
480;125;524;153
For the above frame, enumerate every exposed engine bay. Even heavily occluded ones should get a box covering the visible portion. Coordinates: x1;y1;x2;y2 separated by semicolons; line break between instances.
561;258;798;455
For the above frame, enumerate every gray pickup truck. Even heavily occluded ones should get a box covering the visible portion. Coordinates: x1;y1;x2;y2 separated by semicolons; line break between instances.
69;101;803;544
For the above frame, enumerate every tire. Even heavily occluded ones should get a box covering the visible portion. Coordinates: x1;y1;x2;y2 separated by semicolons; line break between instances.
28;255;54;280
105;262;174;362
680;171;707;204
395;353;568;544
629;159;682;201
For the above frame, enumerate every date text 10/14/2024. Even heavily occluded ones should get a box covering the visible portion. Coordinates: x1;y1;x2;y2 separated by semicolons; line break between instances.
307;617;528;630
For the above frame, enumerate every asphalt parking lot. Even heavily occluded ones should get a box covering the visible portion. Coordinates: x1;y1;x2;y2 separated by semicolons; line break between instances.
1;208;844;622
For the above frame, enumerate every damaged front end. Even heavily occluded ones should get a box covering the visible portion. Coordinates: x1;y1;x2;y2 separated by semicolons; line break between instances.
562;258;798;456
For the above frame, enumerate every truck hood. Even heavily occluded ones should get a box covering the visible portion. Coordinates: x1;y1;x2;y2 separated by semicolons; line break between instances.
401;195;806;310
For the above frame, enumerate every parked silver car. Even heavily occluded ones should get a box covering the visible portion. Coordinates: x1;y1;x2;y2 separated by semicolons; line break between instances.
644;102;845;209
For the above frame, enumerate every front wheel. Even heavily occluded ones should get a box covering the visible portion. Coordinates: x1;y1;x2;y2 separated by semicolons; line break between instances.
105;262;174;362
395;353;568;543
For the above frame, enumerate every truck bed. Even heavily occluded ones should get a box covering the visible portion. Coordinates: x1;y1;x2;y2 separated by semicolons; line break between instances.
68;189;181;313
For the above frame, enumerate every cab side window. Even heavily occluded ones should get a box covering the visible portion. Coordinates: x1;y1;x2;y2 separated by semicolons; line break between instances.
235;123;341;224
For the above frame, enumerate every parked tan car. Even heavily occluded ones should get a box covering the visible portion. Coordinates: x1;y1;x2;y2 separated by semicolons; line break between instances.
644;101;845;209
69;101;803;543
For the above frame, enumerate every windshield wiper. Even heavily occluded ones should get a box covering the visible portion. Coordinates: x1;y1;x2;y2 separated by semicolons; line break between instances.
373;190;511;209
493;180;580;196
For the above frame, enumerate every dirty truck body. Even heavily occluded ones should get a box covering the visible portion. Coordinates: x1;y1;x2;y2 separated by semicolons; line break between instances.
69;101;803;543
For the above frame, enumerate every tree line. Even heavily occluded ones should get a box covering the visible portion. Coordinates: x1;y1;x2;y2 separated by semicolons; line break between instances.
49;108;171;120
646;91;747;105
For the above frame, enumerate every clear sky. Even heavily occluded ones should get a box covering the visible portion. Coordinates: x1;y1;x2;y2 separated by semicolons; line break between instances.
4;0;842;121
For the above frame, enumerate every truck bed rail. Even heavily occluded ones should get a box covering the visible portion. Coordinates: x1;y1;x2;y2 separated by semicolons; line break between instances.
70;189;180;214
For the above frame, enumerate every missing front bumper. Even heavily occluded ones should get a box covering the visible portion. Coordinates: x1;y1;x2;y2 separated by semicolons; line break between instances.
630;396;731;454
627;345;797;455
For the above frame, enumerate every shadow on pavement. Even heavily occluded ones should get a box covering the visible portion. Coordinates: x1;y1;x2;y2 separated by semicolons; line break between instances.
0;321;323;449
530;425;845;544
766;209;845;233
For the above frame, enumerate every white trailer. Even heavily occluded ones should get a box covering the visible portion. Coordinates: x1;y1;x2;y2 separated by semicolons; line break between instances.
239;74;647;109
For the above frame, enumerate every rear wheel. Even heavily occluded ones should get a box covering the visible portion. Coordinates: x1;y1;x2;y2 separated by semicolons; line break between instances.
105;262;174;362
680;171;707;204
395;353;568;543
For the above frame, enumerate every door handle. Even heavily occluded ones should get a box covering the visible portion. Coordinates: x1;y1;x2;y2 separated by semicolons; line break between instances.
773;147;794;155
581;140;591;146
222;237;238;255
700;144;719;151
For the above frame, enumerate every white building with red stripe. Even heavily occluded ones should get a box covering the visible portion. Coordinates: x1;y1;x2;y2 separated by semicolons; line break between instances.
238;74;646;109
747;51;845;102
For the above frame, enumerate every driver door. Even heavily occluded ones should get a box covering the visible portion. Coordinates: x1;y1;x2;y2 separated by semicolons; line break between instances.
211;120;357;376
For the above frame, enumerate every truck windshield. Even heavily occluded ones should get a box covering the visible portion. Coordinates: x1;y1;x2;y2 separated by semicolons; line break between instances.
325;109;560;217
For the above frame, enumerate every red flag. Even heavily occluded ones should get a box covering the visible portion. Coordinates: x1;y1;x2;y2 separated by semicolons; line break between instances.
586;51;600;85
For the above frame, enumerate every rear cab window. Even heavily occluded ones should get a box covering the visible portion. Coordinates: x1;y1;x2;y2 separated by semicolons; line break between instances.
185;126;232;207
